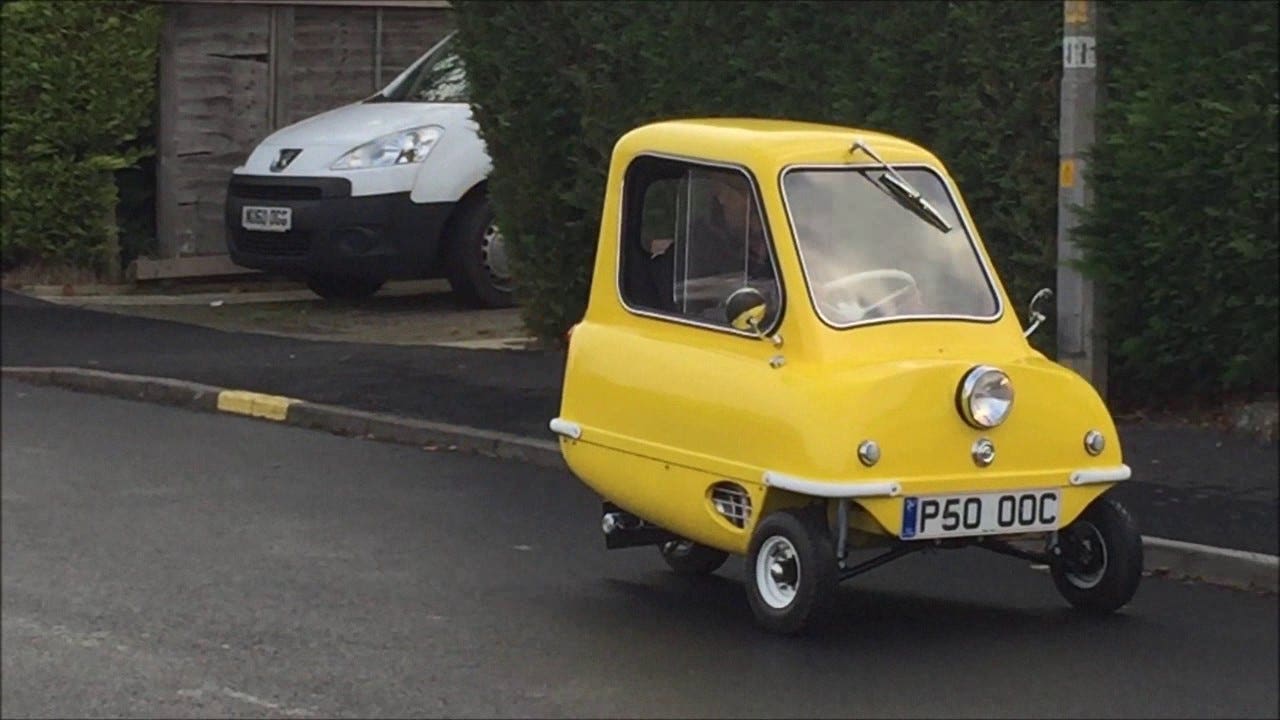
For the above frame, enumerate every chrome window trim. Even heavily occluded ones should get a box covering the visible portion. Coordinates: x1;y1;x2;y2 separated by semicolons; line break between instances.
614;151;787;340
778;162;1005;331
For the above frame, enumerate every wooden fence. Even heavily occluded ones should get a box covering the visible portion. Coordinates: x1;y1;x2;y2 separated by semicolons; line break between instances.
143;0;453;280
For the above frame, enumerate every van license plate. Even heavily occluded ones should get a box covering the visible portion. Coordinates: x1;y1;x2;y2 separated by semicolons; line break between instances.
242;206;291;232
900;489;1060;540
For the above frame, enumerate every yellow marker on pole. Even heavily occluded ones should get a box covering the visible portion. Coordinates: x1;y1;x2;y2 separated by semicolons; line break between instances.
1065;0;1089;25
1060;159;1076;188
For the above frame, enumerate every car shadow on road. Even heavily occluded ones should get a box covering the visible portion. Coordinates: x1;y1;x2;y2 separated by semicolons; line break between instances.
583;571;1141;646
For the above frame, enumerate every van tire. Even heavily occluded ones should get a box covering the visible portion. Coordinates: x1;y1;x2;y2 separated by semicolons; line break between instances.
443;196;514;309
305;275;384;301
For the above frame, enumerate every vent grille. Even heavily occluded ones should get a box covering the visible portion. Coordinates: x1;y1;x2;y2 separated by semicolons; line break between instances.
710;482;752;528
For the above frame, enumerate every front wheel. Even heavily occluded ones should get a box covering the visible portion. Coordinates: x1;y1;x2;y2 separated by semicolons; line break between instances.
745;506;837;635
1051;495;1143;614
443;196;515;309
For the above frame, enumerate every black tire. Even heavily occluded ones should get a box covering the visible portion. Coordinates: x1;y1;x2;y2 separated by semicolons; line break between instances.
745;505;838;635
659;539;730;576
305;274;384;301
443;196;514;309
1051;494;1143;614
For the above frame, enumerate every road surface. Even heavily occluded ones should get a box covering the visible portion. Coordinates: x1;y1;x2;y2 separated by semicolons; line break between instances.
3;380;1276;718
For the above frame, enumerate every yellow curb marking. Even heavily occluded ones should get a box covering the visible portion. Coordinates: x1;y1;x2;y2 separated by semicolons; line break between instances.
216;390;294;421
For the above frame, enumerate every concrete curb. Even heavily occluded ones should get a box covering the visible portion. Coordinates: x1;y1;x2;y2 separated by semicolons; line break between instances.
4;365;1275;594
1;366;564;471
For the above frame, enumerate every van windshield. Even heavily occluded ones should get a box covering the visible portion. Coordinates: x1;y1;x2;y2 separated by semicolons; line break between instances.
781;167;1000;327
377;34;468;103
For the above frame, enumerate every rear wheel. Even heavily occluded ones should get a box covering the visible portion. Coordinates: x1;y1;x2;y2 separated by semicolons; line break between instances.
659;539;729;576
305;274;384;301
444;196;514;309
745;505;837;635
1051;495;1143;614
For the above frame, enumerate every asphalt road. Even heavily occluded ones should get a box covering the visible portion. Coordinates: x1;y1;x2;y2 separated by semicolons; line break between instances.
2;380;1276;719
3;289;1276;554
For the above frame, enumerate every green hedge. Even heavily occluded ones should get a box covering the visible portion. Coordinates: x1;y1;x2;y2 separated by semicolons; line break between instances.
1075;1;1278;405
457;0;1276;406
1;1;160;274
455;0;1062;343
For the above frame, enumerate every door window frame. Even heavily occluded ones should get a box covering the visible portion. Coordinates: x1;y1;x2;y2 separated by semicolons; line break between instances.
615;151;786;338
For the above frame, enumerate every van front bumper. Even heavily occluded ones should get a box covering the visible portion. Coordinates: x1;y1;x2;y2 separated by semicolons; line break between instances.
225;174;453;280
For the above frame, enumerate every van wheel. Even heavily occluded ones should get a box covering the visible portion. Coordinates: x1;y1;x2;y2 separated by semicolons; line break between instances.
659;539;729;576
305;275;384;301
444;196;514;309
745;506;837;635
1051;495;1143;614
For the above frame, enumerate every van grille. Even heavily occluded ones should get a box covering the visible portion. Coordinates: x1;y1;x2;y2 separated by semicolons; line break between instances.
237;230;311;257
232;184;323;201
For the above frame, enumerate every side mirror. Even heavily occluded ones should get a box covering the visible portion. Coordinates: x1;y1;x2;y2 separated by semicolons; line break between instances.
725;287;768;333
1024;287;1054;338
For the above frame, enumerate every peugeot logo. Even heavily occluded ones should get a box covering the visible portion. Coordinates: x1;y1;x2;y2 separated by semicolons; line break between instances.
270;148;302;172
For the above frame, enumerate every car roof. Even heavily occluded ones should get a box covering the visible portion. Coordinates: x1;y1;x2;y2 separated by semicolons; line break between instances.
616;118;941;168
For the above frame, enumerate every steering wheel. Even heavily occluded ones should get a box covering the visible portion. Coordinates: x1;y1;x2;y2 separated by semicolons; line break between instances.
820;269;919;322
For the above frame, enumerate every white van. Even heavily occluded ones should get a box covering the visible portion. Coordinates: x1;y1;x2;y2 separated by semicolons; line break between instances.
225;32;511;307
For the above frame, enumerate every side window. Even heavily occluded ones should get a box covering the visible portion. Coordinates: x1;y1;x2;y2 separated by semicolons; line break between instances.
620;156;782;330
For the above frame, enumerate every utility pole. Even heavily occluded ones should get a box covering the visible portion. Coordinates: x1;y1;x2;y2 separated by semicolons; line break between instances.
1057;0;1106;398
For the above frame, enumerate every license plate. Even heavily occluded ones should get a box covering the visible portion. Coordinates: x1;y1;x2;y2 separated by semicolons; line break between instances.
900;489;1060;540
242;206;291;232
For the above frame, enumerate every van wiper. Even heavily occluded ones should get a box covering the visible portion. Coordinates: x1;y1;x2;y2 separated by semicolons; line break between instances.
850;138;953;233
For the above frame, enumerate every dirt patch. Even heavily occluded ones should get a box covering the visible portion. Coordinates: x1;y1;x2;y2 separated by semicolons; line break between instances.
48;280;536;348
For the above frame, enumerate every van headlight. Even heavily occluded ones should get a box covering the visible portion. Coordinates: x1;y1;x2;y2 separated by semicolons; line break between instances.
957;365;1014;428
330;125;443;170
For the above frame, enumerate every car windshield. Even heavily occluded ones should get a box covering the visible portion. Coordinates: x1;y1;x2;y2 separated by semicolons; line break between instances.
378;34;468;103
781;167;999;327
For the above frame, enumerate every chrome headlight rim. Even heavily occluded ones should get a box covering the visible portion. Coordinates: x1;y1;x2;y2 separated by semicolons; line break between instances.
957;364;1014;429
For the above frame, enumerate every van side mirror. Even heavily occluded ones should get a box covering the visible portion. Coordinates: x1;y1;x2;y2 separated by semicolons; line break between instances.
1024;287;1054;338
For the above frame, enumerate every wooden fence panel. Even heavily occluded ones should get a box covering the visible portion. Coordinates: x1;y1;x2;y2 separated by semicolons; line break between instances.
157;3;271;259
377;7;455;87
286;6;377;125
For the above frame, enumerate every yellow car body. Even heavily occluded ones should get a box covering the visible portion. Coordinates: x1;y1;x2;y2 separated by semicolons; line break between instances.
552;118;1129;560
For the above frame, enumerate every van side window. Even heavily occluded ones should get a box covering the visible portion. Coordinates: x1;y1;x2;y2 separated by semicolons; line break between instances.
619;156;781;329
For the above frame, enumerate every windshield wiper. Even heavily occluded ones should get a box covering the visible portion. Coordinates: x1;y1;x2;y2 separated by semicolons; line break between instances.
850;138;953;233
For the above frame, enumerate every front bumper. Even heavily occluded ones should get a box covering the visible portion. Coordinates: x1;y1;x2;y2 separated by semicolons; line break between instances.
225;174;453;280
761;465;1131;540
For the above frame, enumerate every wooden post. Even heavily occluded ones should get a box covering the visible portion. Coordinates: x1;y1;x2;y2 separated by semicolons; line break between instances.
155;4;180;262
269;5;295;130
1056;0;1107;397
374;7;384;89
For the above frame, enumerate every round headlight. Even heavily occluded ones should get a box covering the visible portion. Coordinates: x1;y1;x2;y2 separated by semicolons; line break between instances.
957;365;1014;429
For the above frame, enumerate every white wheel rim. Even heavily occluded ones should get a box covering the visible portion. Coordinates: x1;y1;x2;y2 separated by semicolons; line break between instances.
755;536;800;609
1064;521;1108;589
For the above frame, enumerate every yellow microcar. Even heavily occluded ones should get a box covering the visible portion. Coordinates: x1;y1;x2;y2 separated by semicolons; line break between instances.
551;118;1141;635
